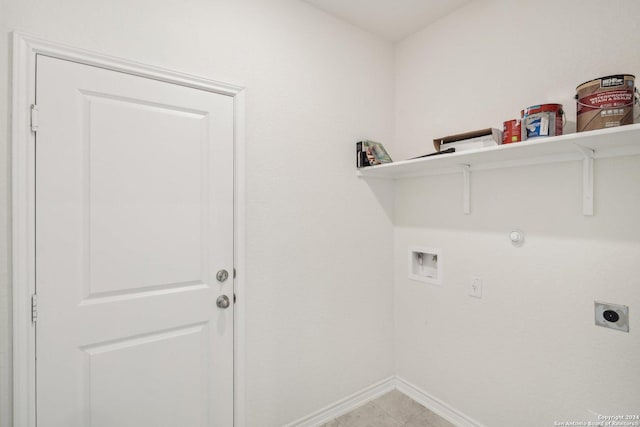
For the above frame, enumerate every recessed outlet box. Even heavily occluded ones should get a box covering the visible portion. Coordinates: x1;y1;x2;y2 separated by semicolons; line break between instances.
408;247;442;285
595;301;629;332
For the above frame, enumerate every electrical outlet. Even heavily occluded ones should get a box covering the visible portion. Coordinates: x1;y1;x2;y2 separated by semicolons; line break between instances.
595;301;629;332
469;277;482;298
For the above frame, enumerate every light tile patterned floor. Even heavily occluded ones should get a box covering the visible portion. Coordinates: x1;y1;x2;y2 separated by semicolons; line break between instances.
320;390;456;427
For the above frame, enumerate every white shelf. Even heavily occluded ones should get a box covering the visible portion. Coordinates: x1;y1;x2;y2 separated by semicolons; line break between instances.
357;124;640;179
357;124;640;215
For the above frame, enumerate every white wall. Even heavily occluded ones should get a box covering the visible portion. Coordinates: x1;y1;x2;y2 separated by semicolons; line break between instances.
0;1;395;426
5;1;639;426
395;0;640;160
393;0;640;425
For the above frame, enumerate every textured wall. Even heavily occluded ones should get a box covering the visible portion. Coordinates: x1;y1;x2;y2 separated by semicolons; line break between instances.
0;1;395;426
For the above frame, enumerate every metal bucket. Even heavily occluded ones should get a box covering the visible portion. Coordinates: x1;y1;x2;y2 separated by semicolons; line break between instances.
576;74;636;132
521;104;564;141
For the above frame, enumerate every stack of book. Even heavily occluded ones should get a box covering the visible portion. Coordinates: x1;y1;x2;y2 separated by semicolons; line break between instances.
433;128;502;152
356;140;392;168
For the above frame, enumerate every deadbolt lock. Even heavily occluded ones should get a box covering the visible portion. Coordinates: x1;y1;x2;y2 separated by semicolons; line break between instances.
216;269;229;282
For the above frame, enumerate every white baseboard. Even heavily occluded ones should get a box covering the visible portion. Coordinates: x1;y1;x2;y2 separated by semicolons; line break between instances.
284;376;485;427
283;376;396;427
395;376;486;427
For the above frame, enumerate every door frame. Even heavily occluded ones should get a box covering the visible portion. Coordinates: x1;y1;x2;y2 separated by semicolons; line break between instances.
11;31;247;427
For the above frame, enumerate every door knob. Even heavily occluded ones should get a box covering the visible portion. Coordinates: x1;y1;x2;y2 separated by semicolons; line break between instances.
216;295;230;309
216;269;229;282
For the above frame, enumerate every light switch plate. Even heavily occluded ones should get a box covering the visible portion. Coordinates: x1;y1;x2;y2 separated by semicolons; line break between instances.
469;277;482;298
595;301;629;332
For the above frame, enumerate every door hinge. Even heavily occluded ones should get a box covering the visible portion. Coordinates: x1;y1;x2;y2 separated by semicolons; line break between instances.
31;294;38;323
30;104;39;132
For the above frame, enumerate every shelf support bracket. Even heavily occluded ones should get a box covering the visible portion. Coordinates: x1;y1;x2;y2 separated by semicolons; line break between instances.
462;164;471;215
575;145;594;216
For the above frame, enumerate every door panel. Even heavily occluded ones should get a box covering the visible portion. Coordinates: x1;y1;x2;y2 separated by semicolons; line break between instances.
35;55;234;427
85;94;207;296
83;323;209;427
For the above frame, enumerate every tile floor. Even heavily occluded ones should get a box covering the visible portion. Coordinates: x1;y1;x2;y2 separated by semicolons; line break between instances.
319;390;456;427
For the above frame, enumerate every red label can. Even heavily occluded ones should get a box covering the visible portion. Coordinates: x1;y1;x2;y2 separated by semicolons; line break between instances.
503;119;521;144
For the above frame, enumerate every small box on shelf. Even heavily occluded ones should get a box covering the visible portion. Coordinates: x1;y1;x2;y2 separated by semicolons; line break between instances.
433;128;502;152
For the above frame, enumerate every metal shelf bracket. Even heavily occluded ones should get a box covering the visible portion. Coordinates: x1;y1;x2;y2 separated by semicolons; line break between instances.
462;164;471;215
575;144;595;216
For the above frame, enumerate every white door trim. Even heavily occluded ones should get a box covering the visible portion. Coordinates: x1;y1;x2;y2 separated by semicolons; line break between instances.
11;31;247;427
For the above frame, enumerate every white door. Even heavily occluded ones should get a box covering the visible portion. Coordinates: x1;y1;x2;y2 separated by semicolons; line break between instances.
35;55;234;427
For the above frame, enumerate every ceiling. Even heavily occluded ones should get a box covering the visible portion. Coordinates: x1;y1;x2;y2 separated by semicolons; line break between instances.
301;0;472;42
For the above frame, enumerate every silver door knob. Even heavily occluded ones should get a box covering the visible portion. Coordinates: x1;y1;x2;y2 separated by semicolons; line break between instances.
216;269;229;282
216;295;230;309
